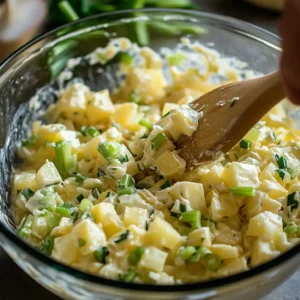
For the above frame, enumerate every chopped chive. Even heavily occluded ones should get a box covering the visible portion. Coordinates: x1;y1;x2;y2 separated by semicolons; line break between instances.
120;53;133;64
120;268;137;283
78;238;86;247
80;126;100;137
230;186;255;197
93;247;109;263
284;222;298;238
161;111;170;118
77;194;84;202
129;90;142;104
139;118;153;130
56;203;77;217
58;1;80;21
21;187;35;200
18;215;33;238
97;141;122;161
114;230;130;244
270;131;276;140
287;192;299;211
276;169;286;180
179;246;196;260
40;236;55;256
119;154;129;164
240;139;251;150
188;246;211;263
128;247;144;265
160;180;171;190
78;199;93;213
21;135;38;147
204;254;222;272
151;133;167;150
167;53;186;66
75;173;87;184
179;210;201;229
275;154;287;169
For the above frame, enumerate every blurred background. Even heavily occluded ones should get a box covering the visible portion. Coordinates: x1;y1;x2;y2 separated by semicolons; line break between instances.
1;1;295;300
0;0;285;61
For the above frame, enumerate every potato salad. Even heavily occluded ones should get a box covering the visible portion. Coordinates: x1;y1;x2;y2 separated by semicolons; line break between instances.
13;38;300;284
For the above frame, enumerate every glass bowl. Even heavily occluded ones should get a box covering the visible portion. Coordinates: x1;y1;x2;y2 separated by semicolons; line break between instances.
0;8;299;300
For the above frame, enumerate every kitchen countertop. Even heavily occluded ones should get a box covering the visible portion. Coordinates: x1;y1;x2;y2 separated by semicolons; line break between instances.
1;1;299;299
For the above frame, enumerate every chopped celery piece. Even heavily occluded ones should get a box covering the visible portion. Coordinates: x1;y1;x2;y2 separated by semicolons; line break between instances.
151;133;167;150
179;210;201;229
113;230;130;244
93;247;109;263
120;268;137;283
55;141;76;179
204;254;222;272
75;174;87;184
40;236;55;256
240;139;251;150
160;180;171;190
18;215;33;238
230;186;255;197
58;1;79;21
188;246;211;263
284;222;298;237
139;118;153;130
78;238;86;247
97;141;121;161
244;128;260;143
21;135;38;147
179;246;196;260
81;126;100;137
21;187;35;200
129;90;142;104
79;199;93;213
56;203;77;217
128;247;144;265
167;53;185;66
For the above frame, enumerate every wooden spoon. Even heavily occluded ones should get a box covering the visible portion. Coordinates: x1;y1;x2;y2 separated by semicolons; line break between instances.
176;71;286;170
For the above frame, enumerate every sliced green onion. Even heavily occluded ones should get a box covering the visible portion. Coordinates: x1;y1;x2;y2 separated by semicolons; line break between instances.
114;230;130;244
230;186;255;197
97;168;106;177
40;236;55;256
275;154;287;169
170;211;181;218
119;174;135;188
93;247;109;263
21;187;35;200
161;111;171;119
89;3;116;12
201;220;216;233
58;1;79;22
145;0;193;8
179;246;196;260
139;118;153;130
78;199;93;213
287;168;297;180
77;194;84;202
39;194;57;211
204;254;222;272
133;21;149;46
21;135;38;147
119;154;129;164
55;140;76;179
56;203;77;217
78;238;86;247
75;173;87;184
118;186;137;196
128;247;144;265
188;246;211;263
180;203;187;212
81;126;100;137
151;133;167;150
160;180;171;190
149;21;179;35
120;53;134;65
129;90;142;104
276;169;286;180
167;53;185;66
240;139;251;150
284;222;298;237
18;215;33;238
97;140;121;161
119;268;137;283
287;192;299;211
179;210;201;229
44;211;61;229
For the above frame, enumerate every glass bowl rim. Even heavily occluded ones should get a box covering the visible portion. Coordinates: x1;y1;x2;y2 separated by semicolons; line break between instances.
1;7;298;293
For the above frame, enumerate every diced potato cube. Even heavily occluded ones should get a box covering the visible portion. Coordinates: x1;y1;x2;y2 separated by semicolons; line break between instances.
112;103;142;128
154;150;186;178
199;165;224;188
13;171;38;194
36;160;62;188
251;240;280;267
274;232;292;252
123;207;148;229
247;211;283;242
219;257;248;277
138;246;168;272
261;197;281;214
222;162;259;188
260;180;288;198
91;203;123;238
246;191;264;219
72;219;106;255
210;193;238;222
86;89;115;124
210;244;239;260
169;182;206;213
187;227;212;247
259;163;277;181
145;217;181;250
53;232;79;264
